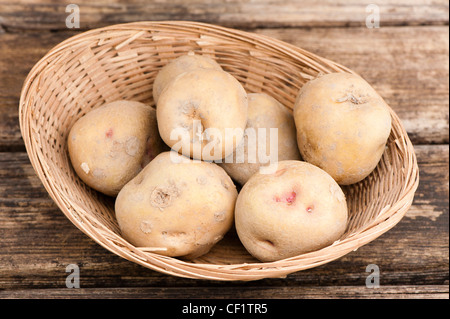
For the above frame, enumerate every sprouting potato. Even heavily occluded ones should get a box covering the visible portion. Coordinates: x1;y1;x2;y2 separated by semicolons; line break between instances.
220;92;301;185
68;100;168;196
115;151;238;259
293;73;392;185
156;68;248;161
153;52;223;105
235;160;348;262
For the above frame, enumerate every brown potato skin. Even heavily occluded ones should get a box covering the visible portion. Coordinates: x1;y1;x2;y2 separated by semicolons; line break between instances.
293;73;392;185
68;100;168;196
220;93;301;185
115;151;238;259
235;160;348;262
153;53;223;105
156;68;248;161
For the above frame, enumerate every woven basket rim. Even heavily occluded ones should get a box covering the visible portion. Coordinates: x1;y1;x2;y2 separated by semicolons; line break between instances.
19;21;420;281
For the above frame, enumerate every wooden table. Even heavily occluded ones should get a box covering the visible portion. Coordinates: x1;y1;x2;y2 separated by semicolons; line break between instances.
0;1;448;299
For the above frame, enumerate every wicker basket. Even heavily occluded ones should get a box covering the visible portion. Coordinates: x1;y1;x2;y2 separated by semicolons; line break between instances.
19;21;419;281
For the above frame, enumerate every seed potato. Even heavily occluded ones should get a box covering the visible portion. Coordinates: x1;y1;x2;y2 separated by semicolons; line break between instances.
156;68;248;161
66;56;390;265
153;52;223;105
220;92;301;185
115;151;238;259
68;100;167;196
293;73;392;185
235;160;348;262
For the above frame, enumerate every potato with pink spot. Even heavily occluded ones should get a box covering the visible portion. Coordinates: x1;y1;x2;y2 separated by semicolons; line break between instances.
68;100;168;196
115;151;238;259
235;160;348;262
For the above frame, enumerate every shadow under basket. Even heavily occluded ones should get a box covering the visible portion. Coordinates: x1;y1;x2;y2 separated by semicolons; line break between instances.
19;21;419;281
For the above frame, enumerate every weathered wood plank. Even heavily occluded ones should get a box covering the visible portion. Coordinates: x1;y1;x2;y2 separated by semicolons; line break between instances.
0;31;78;151
0;145;447;291
0;285;448;299
0;0;448;31
254;26;449;145
0;26;448;150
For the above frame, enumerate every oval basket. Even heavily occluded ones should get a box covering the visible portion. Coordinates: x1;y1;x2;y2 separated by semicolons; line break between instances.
19;21;419;281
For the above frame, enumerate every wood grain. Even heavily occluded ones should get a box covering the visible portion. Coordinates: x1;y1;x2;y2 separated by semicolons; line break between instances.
0;0;448;299
0;145;447;292
0;26;448;152
0;0;448;31
254;26;449;145
0;285;447;299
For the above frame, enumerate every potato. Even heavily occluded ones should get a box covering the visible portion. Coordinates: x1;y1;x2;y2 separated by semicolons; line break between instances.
157;68;248;161
235;160;348;262
153;52;223;105
220;93;301;185
293;73;392;185
115;151;238;259
68;100;168;196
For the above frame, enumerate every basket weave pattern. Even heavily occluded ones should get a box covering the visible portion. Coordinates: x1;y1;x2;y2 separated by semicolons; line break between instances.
19;21;419;280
